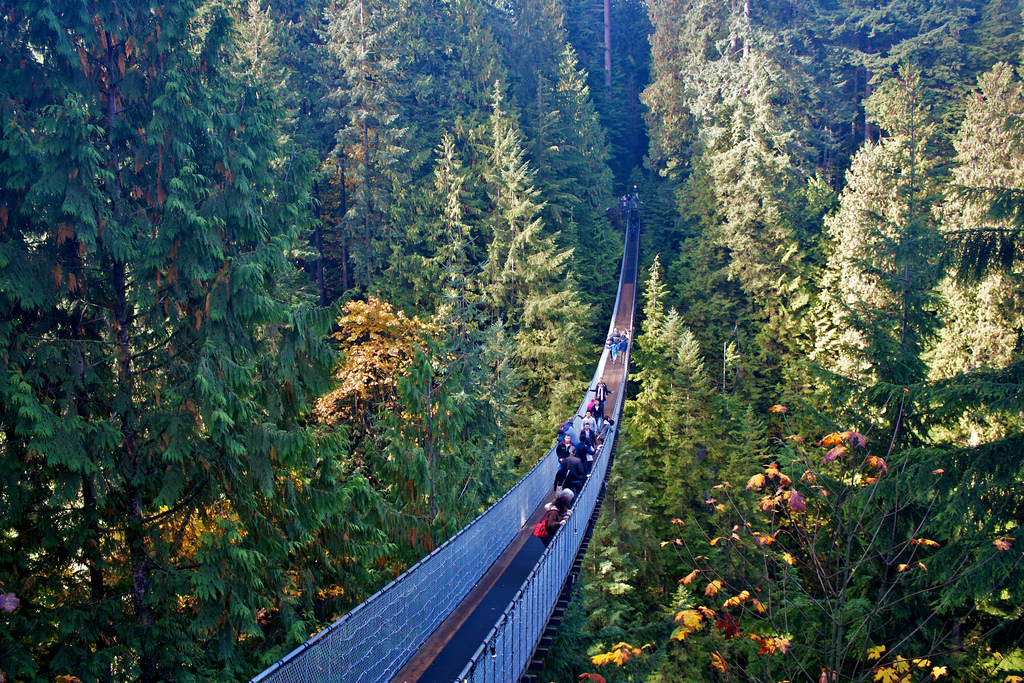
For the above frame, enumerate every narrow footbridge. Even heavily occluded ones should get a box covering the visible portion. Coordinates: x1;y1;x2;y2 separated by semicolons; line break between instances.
252;207;641;683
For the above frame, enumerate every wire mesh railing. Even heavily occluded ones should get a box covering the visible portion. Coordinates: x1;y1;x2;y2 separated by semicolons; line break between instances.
454;217;638;683
251;440;560;683
252;212;639;683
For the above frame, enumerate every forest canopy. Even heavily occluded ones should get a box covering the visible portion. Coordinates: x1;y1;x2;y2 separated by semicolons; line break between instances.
1;0;1022;682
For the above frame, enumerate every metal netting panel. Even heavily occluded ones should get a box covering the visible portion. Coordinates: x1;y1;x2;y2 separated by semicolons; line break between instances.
456;368;628;683
456;222;638;683
252;444;560;683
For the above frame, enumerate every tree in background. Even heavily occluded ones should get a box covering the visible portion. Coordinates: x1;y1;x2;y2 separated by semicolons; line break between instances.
0;0;385;678
323;0;409;291
931;62;1023;437
815;65;944;387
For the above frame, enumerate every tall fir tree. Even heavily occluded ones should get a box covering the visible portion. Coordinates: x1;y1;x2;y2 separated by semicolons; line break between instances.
815;65;944;387
0;0;384;679
323;0;409;292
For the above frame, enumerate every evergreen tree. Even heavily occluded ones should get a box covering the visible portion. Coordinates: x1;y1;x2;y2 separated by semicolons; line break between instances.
480;83;590;391
529;45;619;326
929;62;1024;441
0;1;378;679
945;60;1024;278
323;0;409;291
815;65;944;386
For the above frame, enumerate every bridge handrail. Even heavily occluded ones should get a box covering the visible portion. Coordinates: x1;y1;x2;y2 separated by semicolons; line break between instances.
455;214;638;683
251;430;561;683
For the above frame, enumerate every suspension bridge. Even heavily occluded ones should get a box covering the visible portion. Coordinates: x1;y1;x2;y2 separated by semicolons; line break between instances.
251;200;641;683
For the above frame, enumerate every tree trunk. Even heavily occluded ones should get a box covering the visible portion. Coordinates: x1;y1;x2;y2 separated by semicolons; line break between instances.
314;180;325;306
428;372;436;521
864;42;873;143
363;120;371;286
107;32;155;683
743;0;751;60
340;153;349;293
604;0;612;96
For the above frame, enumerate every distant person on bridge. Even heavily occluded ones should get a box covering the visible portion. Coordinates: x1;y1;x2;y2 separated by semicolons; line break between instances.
582;410;597;434
597;416;615;445
556;419;578;446
556;433;574;460
554;445;585;497
578;425;598;474
618;330;630;362
608;329;620;363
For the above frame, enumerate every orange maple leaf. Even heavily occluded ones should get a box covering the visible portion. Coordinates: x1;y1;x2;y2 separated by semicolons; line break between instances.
845;431;867;447
681;569;701;585
866;455;888;473
994;537;1014;551
823;445;846;464
769;404;788;414
711;651;729;675
819;433;845;447
705;580;722;596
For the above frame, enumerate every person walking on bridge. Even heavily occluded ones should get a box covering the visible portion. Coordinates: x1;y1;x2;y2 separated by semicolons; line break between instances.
582;410;597;434
595;377;611;425
608;329;621;363
540;490;574;546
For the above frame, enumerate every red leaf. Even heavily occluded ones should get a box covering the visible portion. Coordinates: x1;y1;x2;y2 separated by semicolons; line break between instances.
788;490;807;513
715;613;741;640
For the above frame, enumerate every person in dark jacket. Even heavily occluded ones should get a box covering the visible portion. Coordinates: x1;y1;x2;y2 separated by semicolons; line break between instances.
540;490;574;546
557;448;585;496
579;422;597;450
577;441;596;476
595;377;611;423
556;433;574;460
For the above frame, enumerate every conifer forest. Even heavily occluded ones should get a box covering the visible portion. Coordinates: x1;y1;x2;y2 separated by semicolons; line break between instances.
2;0;1024;681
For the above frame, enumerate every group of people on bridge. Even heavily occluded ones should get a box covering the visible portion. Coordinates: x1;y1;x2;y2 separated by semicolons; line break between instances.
542;375;616;542
618;186;640;235
607;328;629;364
552;377;614;499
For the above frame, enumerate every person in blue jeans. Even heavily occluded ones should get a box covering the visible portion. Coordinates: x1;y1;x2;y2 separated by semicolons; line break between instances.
608;329;620;363
618;330;629;362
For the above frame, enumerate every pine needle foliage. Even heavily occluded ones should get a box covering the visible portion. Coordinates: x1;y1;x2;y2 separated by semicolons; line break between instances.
0;1;383;679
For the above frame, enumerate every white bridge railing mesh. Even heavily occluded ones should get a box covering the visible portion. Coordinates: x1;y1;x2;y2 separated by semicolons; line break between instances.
454;377;628;683
252;218;637;683
250;441;560;683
